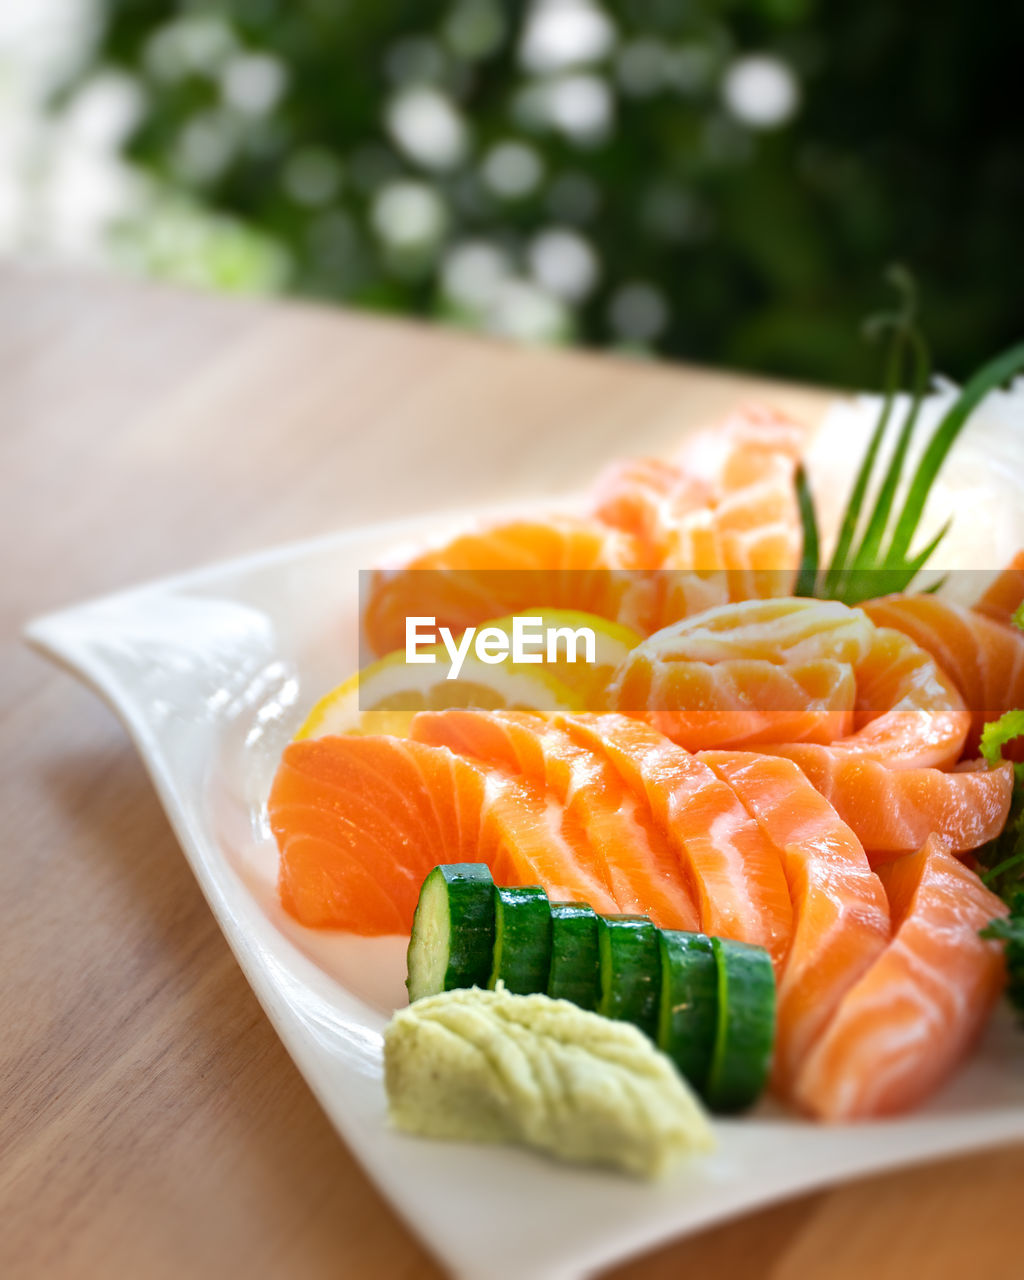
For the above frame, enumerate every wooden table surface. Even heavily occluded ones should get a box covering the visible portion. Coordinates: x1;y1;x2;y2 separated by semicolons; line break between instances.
3;266;1022;1280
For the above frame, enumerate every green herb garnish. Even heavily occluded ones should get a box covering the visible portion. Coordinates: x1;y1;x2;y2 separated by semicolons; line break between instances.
981;712;1024;775
976;704;1024;904
793;463;819;599
977;755;1024;1017
977;774;1024;901
975;612;1024;1016
797;268;1024;606
980;894;1024;1018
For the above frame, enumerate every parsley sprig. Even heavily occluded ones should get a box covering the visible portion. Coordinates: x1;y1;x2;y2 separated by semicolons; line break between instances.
976;614;1024;1016
980;909;1024;1017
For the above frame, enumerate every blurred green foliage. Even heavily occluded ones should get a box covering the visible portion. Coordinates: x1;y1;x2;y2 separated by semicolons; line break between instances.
87;0;1023;385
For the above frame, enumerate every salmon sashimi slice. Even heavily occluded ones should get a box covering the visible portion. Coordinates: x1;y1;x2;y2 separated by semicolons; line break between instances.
555;712;793;971
591;455;712;561
591;404;804;554
363;515;654;655
649;572;741;629
765;746;1014;858
591;406;806;627
611;598;970;766
832;625;969;770
670;403;805;499
864;594;1024;757
697;750;890;1092
614;654;858;751
655;406;805;596
269;734;617;932
648;463;803;624
410;708;700;930
609;597;873;748
270;735;468;930
792;835;1008;1121
973;549;1024;627
476;776;622;914
606;595;994;853
659;475;800;574
635;596;874;664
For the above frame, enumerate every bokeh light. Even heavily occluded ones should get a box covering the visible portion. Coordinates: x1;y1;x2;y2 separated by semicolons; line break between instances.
608;282;669;344
519;0;616;75
387;86;468;171
528;228;599;301
722;55;799;129
481;141;544;199
372;180;447;251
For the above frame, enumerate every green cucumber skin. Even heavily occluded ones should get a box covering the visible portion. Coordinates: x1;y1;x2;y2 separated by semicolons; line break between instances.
656;931;718;1091
596;915;661;1040
406;869;776;1114
489;886;553;995
406;863;496;1002
547;902;600;1010
705;936;777;1113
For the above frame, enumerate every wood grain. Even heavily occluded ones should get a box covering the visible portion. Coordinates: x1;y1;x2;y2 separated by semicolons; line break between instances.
2;264;1021;1280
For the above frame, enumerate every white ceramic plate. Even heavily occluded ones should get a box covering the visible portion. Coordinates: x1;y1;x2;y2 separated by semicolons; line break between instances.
25;507;1024;1280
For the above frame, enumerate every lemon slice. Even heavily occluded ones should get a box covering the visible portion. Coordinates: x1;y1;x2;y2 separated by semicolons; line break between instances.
479;608;641;703
296;643;583;740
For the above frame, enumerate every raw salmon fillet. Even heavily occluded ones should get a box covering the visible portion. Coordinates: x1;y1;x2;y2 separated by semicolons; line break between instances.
610;597;969;765
609;597;873;748
594;405;806;627
593;404;804;558
410;708;700;930
608;595;1009;855
792;835;1008;1121
698;750;891;1093
656;405;804;609
556;712;793;970
973;549;1024;627
363;516;654;655
864;593;1024;756
269;734;619;931
767;749;1013;857
591;455;712;561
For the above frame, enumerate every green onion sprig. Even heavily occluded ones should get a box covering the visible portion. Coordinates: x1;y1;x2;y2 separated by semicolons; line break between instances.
796;267;1024;606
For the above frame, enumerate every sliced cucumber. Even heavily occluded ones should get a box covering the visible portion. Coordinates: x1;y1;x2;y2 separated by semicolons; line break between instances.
597;914;661;1040
407;865;776;1112
657;931;718;1091
547;902;601;1010
489;886;553;994
406;864;496;1002
705;936;776;1113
